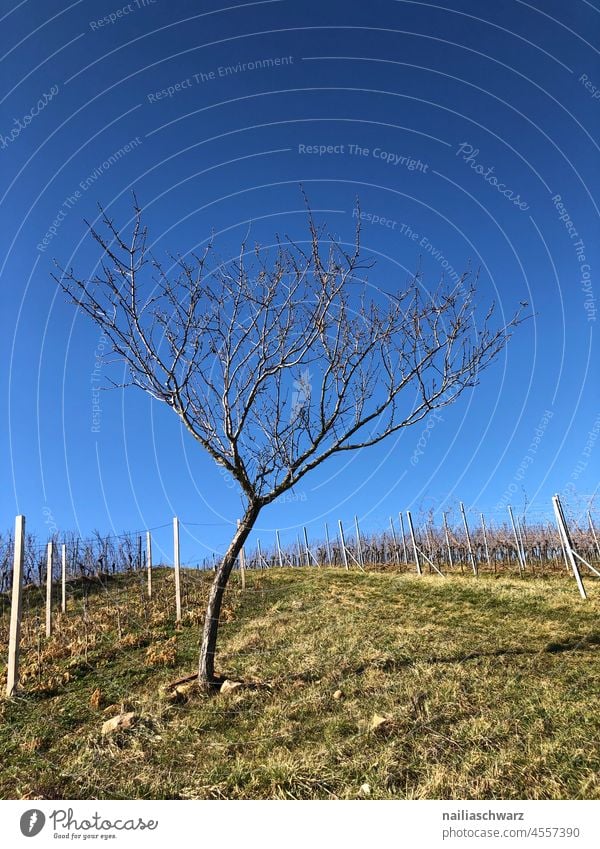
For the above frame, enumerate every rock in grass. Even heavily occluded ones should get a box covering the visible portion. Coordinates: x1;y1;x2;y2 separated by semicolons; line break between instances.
360;783;371;797
175;682;198;700
220;679;243;695
89;688;103;709
101;712;137;736
333;689;344;700
368;713;392;734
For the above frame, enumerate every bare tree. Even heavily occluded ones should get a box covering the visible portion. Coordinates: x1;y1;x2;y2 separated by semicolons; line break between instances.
56;197;523;688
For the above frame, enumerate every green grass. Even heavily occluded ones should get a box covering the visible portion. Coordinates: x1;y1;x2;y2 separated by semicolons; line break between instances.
0;567;599;799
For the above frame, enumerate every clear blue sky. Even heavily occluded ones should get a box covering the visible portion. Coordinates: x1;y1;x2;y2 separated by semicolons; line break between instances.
1;0;598;565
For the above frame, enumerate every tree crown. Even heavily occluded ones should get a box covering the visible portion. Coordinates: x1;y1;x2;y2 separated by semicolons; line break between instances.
56;198;524;505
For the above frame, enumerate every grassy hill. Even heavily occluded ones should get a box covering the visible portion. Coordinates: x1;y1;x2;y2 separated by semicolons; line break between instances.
0;567;599;799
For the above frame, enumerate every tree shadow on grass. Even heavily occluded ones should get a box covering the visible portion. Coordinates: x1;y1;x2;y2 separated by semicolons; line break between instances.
352;632;600;676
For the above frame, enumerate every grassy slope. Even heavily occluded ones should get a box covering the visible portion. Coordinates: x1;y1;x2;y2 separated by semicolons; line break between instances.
0;567;599;800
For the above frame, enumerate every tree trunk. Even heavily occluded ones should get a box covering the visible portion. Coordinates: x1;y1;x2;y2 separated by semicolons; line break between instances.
198;501;261;689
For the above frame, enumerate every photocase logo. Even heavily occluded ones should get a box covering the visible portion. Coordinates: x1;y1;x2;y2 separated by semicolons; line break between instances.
20;810;46;837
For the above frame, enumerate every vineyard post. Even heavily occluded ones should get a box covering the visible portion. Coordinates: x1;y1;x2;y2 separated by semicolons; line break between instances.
425;523;435;567
46;541;53;638
276;530;284;569
588;511;600;558
338;520;349;570
61;543;67;614
398;512;408;564
460;502;478;576
555;497;600;581
256;538;265;569
389;517;401;567
6;515;25;698
303;527;318;567
324;522;332;566
72;540;79;581
146;531;152;599
443;512;454;571
481;514;492;571
508;505;525;576
406;511;422;575
517;518;527;567
553;495;586;599
354;516;364;569
173;517;182;622
520;515;529;550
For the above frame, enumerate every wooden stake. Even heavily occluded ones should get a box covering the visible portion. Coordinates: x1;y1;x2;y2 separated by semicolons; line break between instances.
324;523;332;566
256;538;266;569
443;512;454;571
571;549;600;578
46;541;53;638
276;530;283;569
173;517;182;622
146;530;152;599
553;495;586;599
338;520;349;570
6;515;25;698
354;515;364;569
460;502;477;576
517;517;527;565
406;511;422;575
303;526;318;567
588;510;600;558
61;543;67;614
415;545;445;578
389;517;401;567
508;505;525;576
425;523;435;569
398;512;408;564
481;514;492;571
